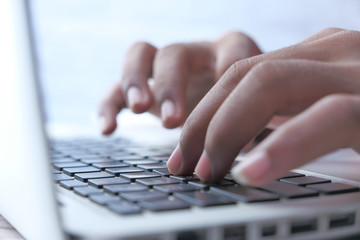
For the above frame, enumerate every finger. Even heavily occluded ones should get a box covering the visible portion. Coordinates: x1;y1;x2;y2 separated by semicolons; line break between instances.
214;32;261;79
266;116;291;129
300;27;344;43
196;60;360;182
121;42;157;113
151;43;214;128
167;31;358;176
239;128;274;153
231;94;360;186
98;83;126;135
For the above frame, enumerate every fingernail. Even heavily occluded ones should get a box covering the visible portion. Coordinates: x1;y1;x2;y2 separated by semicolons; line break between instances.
127;86;142;110
195;151;212;182
231;151;270;185
161;99;176;122
98;116;108;133
167;145;182;174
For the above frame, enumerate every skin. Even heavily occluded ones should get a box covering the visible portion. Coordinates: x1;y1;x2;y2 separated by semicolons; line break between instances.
99;28;360;186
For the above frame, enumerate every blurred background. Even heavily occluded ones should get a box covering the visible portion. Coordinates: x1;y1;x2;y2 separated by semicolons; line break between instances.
31;0;360;135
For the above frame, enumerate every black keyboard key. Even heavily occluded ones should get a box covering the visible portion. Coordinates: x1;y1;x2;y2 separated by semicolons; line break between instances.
280;176;331;186
104;183;149;194
307;182;360;195
53;161;87;170
108;153;138;160
89;194;120;205
74;186;103;197
210;185;279;203
123;160;160;165
60;179;87;190
105;167;144;175
63;166;100;176
174;191;235;207
188;180;235;189
153;168;171;176
224;174;234;181
154;184;201;194
137;151;165;157
107;201;142;215
259;181;319;199
74;172;114;182
88;178;130;188
152;156;170;162
80;158;114;164
120;172;161;181
148;153;170;158
170;174;200;182
136;177;180;186
120;190;168;202
54;174;73;182
112;155;143;161
139;198;191;212
52;158;76;163
187;181;209;189
51;154;70;159
92;162;129;170
279;172;305;179
71;154;101;159
137;163;167;170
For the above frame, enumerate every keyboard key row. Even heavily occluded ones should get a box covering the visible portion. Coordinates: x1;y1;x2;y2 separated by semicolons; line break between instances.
53;138;360;217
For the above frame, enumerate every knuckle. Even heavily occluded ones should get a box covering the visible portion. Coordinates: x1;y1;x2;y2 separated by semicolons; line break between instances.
230;59;251;78
222;58;252;88
321;94;351;110
224;60;285;96
158;43;188;56
252;61;279;76
341;30;360;44
154;44;189;70
219;31;261;56
246;61;284;89
320;27;345;35
222;31;253;42
155;43;189;64
321;94;360;122
320;94;360;147
130;41;155;53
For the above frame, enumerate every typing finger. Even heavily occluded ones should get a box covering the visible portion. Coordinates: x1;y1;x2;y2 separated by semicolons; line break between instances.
121;42;157;113
98;83;125;135
150;43;214;128
197;60;360;182
232;94;360;186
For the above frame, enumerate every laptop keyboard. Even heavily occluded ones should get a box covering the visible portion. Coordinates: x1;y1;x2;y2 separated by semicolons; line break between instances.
51;138;360;215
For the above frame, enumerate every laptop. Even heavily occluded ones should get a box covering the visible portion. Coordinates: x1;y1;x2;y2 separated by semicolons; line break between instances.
1;1;360;239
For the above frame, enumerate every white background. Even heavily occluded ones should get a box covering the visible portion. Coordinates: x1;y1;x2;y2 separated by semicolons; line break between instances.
32;0;360;130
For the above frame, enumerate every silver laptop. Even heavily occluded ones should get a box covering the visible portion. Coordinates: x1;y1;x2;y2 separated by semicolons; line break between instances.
1;1;360;239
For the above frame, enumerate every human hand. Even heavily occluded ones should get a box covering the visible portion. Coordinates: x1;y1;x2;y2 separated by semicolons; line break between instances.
167;28;360;186
98;32;261;134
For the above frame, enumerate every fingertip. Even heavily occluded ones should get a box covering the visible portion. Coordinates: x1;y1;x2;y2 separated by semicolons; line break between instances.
195;151;212;182
99;115;117;135
231;151;272;186
167;145;183;174
127;86;152;113
161;99;184;128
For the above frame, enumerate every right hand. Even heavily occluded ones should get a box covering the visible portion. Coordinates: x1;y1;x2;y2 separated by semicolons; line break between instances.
98;32;262;134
